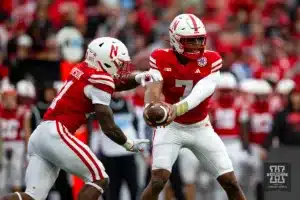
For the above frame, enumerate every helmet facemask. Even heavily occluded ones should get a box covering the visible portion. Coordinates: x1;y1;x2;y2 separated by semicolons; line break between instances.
180;35;206;59
112;57;132;82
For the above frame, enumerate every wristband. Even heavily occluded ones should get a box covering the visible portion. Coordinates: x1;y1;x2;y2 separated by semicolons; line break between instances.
123;139;134;150
175;101;188;116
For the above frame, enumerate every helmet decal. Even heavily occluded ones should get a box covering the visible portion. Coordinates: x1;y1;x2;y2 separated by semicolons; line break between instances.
109;45;119;59
188;14;199;33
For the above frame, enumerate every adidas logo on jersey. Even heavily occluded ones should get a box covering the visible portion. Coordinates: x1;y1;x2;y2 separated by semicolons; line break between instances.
195;69;201;73
164;68;172;72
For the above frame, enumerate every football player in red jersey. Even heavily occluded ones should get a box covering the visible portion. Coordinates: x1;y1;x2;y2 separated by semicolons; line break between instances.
240;80;274;200
141;14;246;200
0;37;156;200
274;79;296;112
0;85;31;193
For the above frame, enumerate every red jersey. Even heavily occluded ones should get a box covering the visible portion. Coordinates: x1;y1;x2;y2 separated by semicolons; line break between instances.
247;102;274;145
44;62;115;133
0;106;30;141
150;49;222;124
211;101;241;137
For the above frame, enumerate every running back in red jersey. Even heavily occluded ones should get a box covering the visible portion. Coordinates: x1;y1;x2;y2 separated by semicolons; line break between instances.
44;62;115;133
149;48;222;124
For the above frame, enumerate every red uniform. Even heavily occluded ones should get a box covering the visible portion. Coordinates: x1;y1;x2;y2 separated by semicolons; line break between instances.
211;101;241;137
150;49;222;124
0;106;30;141
248;102;274;145
44;62;115;133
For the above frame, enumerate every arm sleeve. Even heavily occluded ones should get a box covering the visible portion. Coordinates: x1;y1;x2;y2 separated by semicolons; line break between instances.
84;85;112;105
175;71;220;114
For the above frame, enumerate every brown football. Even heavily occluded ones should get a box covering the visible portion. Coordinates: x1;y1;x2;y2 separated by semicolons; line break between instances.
145;103;169;126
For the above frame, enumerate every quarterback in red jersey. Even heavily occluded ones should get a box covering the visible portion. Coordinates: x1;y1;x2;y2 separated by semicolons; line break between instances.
141;14;246;200
0;86;31;192
0;37;154;200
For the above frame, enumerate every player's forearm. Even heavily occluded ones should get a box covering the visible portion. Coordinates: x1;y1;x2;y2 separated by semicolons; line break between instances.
101;125;128;145
175;71;220;116
115;72;140;91
144;82;163;105
95;104;128;145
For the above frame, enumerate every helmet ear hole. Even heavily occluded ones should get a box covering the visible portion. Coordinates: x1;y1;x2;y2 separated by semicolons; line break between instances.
104;63;112;68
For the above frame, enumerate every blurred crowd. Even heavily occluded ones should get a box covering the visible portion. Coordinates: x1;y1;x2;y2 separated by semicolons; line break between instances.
0;0;300;200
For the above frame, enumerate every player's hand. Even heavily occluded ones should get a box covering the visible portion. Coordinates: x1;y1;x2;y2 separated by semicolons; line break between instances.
162;103;176;127
123;139;150;152
143;103;156;127
135;71;161;86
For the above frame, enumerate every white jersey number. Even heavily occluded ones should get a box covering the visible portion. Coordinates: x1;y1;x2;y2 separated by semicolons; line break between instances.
0;119;19;140
50;81;73;109
175;80;193;100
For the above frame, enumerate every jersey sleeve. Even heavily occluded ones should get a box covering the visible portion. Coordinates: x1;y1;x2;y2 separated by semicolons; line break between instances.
84;73;115;105
84;85;112;105
87;74;115;94
210;51;222;73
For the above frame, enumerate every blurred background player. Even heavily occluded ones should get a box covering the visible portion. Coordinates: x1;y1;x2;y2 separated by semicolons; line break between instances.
210;72;248;200
262;83;300;157
142;14;246;200
91;92;139;200
0;85;31;193
240;79;274;200
16;80;36;107
274;79;296;111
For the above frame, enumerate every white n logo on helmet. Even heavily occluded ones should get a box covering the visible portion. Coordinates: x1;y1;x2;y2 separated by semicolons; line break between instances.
109;45;119;59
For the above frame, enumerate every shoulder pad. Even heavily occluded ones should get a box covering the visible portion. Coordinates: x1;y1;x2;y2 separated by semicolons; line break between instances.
88;72;115;94
204;50;222;73
149;49;172;70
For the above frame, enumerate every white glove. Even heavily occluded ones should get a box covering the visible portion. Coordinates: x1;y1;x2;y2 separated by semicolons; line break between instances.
123;138;150;152
135;71;162;86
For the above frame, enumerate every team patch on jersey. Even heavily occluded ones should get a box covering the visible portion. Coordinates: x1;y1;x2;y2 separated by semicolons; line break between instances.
197;57;207;67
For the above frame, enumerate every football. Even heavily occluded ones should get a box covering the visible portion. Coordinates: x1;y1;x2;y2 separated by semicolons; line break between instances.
145;103;169;126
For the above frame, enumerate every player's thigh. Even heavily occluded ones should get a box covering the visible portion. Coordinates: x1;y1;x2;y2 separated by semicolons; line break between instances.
178;148;199;184
152;125;182;172
46;121;108;182
191;126;233;178
25;154;60;200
